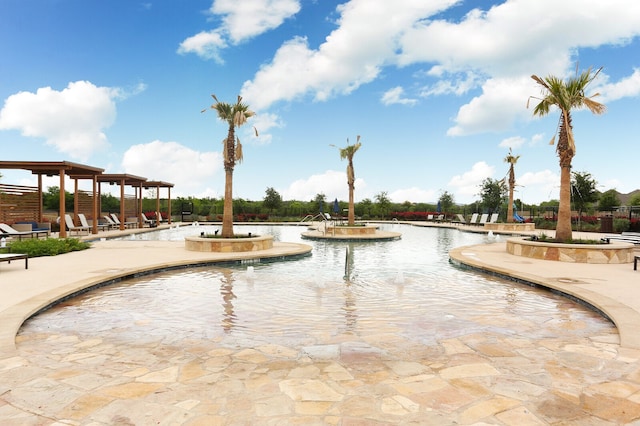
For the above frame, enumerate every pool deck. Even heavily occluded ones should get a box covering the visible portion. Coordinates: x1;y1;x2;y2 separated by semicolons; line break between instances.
1;222;639;352
2;221;640;424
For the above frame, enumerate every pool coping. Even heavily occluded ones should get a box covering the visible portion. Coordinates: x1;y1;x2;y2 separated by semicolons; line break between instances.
0;239;312;355
2;222;639;356
449;243;640;350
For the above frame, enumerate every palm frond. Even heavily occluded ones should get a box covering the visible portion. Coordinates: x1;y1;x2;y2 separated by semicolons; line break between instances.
235;138;243;163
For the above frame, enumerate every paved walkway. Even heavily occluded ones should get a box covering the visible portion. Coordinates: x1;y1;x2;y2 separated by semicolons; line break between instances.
1;223;640;424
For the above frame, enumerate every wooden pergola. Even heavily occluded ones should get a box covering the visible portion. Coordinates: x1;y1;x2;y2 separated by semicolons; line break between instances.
0;161;104;238
144;180;174;225
97;174;147;231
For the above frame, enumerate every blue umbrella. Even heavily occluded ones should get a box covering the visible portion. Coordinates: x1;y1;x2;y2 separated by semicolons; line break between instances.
436;200;441;213
333;198;340;214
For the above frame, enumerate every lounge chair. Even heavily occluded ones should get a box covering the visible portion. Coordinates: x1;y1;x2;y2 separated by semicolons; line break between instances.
478;213;489;226
64;214;91;235
489;213;499;224
103;215;118;229
469;213;479;226
453;214;467;225
0;223;48;240
427;214;434;221
110;213;138;229
141;213;154;227
78;213;110;232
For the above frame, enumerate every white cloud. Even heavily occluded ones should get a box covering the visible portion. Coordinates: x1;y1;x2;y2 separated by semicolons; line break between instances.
388;187;436;204
0;81;120;161
448;161;495;202
211;0;301;43
179;0;300;61
241;0;640;133
280;169;366;202
498;136;526;150
121;140;222;198
177;30;227;63
246;112;282;145
517;169;559;203
530;133;544;146
419;71;482;97
597;68;640;102
242;0;456;110
381;86;417;106
447;76;536;136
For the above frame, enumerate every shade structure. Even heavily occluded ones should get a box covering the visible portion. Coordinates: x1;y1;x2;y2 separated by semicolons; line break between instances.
0;161;104;237
144;180;174;225
97;174;147;230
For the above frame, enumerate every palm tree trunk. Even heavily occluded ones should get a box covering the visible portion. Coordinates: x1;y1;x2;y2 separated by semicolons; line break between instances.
556;165;573;241
348;184;355;225
507;188;514;223
221;168;234;237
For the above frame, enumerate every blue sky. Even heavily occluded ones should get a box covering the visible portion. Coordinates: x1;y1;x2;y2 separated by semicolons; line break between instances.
1;0;640;206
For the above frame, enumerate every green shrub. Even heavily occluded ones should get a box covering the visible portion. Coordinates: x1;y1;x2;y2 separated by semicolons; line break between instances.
613;219;630;233
0;238;90;257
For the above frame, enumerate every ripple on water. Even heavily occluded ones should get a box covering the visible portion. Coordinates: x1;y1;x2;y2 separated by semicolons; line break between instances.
19;225;616;353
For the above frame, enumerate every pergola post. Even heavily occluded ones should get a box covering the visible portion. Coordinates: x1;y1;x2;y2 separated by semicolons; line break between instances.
119;178;125;231
168;187;172;225
92;176;98;234
37;174;43;222
59;169;66;238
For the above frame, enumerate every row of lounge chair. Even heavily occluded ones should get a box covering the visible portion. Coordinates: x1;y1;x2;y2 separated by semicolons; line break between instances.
453;213;499;226
63;213;165;235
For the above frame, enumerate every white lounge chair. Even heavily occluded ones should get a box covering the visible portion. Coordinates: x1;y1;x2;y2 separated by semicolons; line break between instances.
489;213;499;224
478;213;489;226
64;214;90;235
0;223;47;240
103;215;118;229
469;213;479;225
110;213;137;229
141;213;154;227
78;213;109;232
453;214;467;225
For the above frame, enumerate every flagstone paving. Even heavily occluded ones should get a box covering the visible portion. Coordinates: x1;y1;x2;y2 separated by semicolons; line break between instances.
1;223;640;424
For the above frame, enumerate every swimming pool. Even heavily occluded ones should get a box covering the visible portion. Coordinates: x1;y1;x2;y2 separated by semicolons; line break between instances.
14;223;623;424
22;224;613;351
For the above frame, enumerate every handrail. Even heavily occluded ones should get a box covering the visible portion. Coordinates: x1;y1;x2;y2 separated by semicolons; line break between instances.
298;212;330;225
344;246;350;280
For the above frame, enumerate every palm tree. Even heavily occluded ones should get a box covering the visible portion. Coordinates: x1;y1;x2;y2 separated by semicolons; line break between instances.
331;136;362;226
529;67;605;241
504;148;520;223
203;95;255;237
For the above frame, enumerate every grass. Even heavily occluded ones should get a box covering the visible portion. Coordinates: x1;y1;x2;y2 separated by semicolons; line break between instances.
0;238;90;257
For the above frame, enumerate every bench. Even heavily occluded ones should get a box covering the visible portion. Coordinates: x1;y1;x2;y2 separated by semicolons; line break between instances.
0;253;28;269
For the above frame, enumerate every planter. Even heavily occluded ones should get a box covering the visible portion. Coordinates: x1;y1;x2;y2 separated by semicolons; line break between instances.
325;225;378;235
484;222;535;232
506;236;634;264
185;235;274;252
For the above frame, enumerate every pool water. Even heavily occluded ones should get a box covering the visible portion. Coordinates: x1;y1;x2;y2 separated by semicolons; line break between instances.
20;224;615;353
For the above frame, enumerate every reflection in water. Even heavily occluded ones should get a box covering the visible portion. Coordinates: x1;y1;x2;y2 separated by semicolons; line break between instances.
220;270;237;333
342;281;358;332
21;224;616;353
